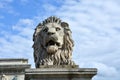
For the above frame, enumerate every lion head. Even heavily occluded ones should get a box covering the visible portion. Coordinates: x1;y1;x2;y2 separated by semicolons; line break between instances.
33;16;75;68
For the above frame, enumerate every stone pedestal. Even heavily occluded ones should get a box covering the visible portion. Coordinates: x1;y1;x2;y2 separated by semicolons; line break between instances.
25;67;97;80
0;58;31;80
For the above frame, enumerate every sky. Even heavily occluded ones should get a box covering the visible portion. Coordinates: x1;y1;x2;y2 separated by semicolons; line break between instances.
0;0;120;80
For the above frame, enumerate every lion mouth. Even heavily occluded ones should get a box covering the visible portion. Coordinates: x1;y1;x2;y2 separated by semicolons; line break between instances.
46;40;60;47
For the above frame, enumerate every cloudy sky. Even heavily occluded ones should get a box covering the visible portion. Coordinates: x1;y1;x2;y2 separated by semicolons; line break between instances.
0;0;120;80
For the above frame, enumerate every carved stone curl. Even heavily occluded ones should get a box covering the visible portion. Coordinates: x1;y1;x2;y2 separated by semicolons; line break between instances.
33;16;75;68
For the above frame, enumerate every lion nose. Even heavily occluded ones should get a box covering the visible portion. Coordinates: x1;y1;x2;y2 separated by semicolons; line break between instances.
47;32;55;35
47;28;55;35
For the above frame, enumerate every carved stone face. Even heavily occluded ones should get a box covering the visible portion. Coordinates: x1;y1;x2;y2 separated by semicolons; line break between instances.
42;23;64;54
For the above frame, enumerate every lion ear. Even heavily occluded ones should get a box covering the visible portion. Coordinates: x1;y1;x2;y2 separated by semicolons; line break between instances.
61;22;69;28
61;22;71;32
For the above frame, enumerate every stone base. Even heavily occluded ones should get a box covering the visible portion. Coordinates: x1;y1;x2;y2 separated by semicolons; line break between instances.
25;68;97;80
0;58;31;80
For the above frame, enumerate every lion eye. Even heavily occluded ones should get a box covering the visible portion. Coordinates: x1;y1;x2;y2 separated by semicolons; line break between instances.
56;27;61;31
43;28;48;32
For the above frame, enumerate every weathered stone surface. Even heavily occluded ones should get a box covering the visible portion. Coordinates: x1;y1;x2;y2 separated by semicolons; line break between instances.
33;16;75;68
38;65;79;68
25;68;97;80
0;58;31;80
0;58;28;65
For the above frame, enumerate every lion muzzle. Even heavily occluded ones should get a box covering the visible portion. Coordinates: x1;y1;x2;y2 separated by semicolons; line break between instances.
46;45;58;54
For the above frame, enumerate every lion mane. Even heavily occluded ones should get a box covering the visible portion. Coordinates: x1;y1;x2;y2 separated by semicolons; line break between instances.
33;16;75;68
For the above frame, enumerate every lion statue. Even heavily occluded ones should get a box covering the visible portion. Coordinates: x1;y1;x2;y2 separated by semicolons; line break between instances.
33;16;75;68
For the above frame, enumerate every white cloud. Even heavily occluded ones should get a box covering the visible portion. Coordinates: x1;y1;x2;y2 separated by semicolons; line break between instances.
0;18;35;67
43;4;57;12
79;62;120;80
0;0;13;8
12;19;34;38
0;0;19;16
80;62;118;76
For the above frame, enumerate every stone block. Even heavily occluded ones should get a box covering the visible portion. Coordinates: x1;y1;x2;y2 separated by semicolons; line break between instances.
25;68;97;80
0;58;31;80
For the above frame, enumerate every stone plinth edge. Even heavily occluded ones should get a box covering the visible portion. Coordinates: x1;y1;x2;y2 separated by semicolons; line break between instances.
0;58;31;74
25;68;97;80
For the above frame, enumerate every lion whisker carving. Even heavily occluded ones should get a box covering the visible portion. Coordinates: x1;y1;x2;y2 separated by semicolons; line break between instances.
33;16;75;68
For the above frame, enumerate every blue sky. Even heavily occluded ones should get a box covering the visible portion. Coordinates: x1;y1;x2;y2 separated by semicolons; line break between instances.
0;0;120;80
